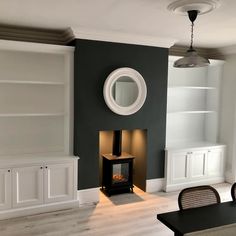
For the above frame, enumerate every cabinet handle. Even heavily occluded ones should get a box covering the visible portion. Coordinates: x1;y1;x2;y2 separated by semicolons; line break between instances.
45;166;48;169
40;167;43;169
8;169;10;172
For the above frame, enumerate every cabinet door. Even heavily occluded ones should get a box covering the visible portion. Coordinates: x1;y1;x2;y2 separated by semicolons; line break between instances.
12;166;44;208
170;151;190;184
207;148;224;177
0;168;11;210
190;150;207;179
44;163;73;203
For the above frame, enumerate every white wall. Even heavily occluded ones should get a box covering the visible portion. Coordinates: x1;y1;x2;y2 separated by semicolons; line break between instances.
219;54;236;183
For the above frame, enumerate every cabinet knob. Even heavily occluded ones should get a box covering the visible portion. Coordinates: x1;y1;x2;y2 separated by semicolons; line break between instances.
40;167;43;169
8;169;10;172
45;166;48;169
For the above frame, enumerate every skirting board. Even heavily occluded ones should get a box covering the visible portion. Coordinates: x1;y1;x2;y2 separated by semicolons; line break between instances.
77;187;100;205
0;200;80;220
164;177;225;192
225;170;234;184
146;178;164;193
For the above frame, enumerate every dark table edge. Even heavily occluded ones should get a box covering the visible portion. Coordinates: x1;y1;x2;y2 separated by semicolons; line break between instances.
157;214;183;235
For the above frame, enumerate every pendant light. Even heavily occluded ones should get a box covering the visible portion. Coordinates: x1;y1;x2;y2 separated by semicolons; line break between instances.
174;10;210;68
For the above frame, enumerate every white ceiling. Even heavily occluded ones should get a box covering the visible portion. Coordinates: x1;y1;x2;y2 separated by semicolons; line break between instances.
0;0;235;48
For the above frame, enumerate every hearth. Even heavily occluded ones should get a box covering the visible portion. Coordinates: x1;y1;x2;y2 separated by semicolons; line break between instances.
101;152;134;196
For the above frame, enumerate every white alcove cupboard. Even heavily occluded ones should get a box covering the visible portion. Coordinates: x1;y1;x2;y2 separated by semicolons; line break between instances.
0;40;78;220
164;56;226;192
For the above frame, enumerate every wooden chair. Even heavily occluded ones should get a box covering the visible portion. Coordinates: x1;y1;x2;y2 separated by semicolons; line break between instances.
231;182;236;201
178;185;221;210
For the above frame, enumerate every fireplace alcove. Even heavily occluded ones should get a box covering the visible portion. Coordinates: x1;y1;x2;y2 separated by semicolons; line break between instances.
99;129;147;192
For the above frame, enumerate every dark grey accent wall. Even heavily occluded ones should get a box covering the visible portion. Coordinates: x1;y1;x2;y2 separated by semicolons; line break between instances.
74;39;168;190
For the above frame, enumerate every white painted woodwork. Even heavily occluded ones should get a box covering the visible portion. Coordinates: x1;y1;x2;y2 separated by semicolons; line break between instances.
0;168;11;210
171;151;189;184
0;40;74;155
207;148;224;177
145;178;164;193
165;57;226;191
165;145;225;192
12;166;44;208
166;57;224;146
219;54;236;184
44;163;74;203
0;41;77;220
190;150;207;179
0;155;79;220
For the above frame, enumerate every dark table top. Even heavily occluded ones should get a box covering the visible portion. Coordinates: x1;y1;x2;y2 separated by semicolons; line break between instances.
157;201;236;235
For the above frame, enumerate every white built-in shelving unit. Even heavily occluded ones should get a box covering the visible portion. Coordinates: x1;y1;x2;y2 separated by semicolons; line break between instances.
0;40;74;156
166;56;225;147
0;40;79;220
164;56;226;192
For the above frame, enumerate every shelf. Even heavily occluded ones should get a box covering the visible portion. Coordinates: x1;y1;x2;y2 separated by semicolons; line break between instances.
0;80;64;85
165;141;226;151
168;86;216;90
0;113;65;117
167;111;215;114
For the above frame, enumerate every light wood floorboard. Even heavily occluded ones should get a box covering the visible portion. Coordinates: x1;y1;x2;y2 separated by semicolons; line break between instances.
0;183;232;236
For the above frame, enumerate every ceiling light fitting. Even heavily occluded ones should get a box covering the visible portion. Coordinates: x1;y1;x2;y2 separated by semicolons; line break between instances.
168;0;220;68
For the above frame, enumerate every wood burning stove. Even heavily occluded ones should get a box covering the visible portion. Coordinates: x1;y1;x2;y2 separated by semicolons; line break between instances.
101;152;134;196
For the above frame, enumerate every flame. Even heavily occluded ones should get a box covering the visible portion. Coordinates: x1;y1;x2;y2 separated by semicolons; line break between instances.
113;174;127;183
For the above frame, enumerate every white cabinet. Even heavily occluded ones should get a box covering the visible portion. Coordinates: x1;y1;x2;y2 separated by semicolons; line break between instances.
0;156;78;220
190;150;207;179
44;163;74;203
0;41;77;220
12;162;74;207
165;145;225;192
0;168;11;210
165;56;226;192
171;151;189;184
12;166;44;208
207;148;224;177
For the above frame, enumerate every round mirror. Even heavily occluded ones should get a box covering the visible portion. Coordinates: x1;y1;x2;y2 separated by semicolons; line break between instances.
103;68;147;115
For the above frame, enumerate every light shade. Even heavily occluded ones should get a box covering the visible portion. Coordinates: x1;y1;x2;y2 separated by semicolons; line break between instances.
174;48;210;68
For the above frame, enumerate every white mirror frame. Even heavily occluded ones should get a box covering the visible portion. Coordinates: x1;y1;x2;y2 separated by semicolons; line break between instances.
103;67;147;115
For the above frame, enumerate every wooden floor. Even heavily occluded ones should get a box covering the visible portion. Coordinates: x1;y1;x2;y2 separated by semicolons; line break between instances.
0;183;232;236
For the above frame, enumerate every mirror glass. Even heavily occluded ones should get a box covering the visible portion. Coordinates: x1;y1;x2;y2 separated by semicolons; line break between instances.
112;76;139;107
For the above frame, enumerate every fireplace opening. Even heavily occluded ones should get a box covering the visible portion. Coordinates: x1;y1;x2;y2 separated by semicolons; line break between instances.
99;129;147;195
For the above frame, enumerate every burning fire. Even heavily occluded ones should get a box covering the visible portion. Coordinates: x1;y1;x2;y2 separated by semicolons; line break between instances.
113;174;127;183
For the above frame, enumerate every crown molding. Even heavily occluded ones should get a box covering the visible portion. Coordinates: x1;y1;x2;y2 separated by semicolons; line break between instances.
0;39;74;54
0;24;75;45
169;45;225;60
217;45;236;57
0;23;235;58
72;27;176;48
